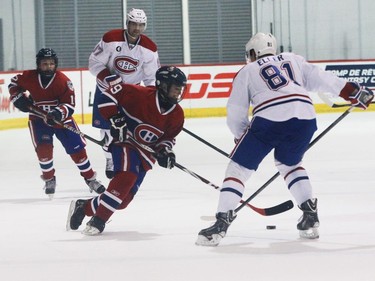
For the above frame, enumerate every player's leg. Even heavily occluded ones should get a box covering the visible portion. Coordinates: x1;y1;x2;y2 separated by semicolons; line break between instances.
92;86;114;179
28;119;56;198
55;119;105;194
274;118;319;239
68;145;146;235
197;118;273;246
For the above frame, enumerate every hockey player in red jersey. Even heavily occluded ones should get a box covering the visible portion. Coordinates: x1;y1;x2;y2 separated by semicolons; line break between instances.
66;66;186;235
89;8;160;179
8;48;105;199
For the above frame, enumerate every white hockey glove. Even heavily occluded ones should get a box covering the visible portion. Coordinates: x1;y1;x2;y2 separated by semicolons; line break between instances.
109;114;127;143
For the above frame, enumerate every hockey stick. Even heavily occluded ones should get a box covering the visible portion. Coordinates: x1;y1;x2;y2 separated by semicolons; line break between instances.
28;105;106;146
129;136;293;216
182;128;296;216
182;127;229;157
234;105;355;214
318;92;375;108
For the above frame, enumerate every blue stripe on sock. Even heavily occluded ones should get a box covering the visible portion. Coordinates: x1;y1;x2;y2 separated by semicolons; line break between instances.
288;176;309;189
221;187;243;197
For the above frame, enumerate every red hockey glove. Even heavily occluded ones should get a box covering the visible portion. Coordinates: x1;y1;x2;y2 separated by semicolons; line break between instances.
339;82;374;109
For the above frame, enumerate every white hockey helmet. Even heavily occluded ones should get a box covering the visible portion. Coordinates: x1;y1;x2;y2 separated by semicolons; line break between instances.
245;32;277;62
126;8;147;30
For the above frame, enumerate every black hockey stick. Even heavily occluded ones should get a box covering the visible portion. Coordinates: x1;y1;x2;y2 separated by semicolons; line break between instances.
28;105;106;146
182;127;296;216
182;127;229;157
129;137;293;216
235;105;355;214
174;162;293;216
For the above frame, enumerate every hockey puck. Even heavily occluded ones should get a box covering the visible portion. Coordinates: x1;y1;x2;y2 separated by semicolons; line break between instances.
266;225;276;230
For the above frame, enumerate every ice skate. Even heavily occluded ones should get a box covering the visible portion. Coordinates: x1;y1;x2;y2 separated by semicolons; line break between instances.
43;176;56;199
82;216;106;236
297;198;320;239
85;173;106;194
66;199;87;231
196;210;236;246
105;157;114;179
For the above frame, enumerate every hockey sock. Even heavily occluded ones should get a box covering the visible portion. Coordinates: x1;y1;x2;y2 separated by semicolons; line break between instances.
70;149;95;179
94;171;137;221
36;143;55;180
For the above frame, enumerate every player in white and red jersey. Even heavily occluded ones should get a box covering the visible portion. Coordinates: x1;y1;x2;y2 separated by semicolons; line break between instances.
8;48;105;198
89;8;160;179
67;66;186;235
196;33;374;246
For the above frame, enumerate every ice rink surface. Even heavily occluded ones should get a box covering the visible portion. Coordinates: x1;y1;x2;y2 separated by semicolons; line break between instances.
1;111;374;281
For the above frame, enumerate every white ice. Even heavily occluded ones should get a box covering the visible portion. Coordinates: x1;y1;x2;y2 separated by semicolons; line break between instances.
1;111;375;281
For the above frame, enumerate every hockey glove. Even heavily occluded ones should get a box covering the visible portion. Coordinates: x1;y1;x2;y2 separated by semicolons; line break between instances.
105;74;122;95
11;92;33;112
109;114;127;143
45;108;63;126
339;82;374;109
156;146;176;169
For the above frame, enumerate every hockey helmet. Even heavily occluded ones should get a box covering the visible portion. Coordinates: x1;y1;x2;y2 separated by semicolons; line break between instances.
126;8;147;31
245;32;277;62
36;48;58;77
156;66;187;105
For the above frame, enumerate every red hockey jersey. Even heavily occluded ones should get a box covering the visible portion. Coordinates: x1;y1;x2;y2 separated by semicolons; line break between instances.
98;84;184;168
8;70;75;121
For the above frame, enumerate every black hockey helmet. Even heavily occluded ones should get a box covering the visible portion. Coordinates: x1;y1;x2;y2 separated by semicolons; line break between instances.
36;48;58;77
156;66;187;105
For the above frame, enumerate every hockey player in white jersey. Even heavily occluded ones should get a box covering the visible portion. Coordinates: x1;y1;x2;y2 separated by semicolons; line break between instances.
196;32;374;246
89;8;160;178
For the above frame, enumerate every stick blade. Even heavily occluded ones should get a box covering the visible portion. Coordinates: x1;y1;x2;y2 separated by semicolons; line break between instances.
250;200;294;216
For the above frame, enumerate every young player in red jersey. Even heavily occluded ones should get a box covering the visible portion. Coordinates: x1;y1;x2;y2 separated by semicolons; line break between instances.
67;66;186;235
8;48;105;199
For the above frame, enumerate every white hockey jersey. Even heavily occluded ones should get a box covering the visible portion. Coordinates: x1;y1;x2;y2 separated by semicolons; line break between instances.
89;29;160;87
227;52;347;139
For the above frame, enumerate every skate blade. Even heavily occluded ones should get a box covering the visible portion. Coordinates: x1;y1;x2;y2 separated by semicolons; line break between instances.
200;215;215;221
89;186;106;194
47;194;54;200
66;200;77;231
299;228;319;239
82;225;101;236
195;234;223;247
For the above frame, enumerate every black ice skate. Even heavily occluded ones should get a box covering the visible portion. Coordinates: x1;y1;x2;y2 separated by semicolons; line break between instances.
297;198;320;239
196;210;237;246
82;216;106;236
66;199;87;231
85;173;106;194
43;176;56;199
105;157;114;179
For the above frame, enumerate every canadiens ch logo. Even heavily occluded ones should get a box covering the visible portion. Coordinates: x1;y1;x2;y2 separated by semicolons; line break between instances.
133;124;164;145
114;56;139;74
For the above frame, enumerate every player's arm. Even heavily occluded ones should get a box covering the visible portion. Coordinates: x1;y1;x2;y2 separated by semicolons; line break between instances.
142;51;161;86
8;74;34;112
339;82;374;109
88;40;118;91
226;70;251;139
45;77;76;126
154;114;184;169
